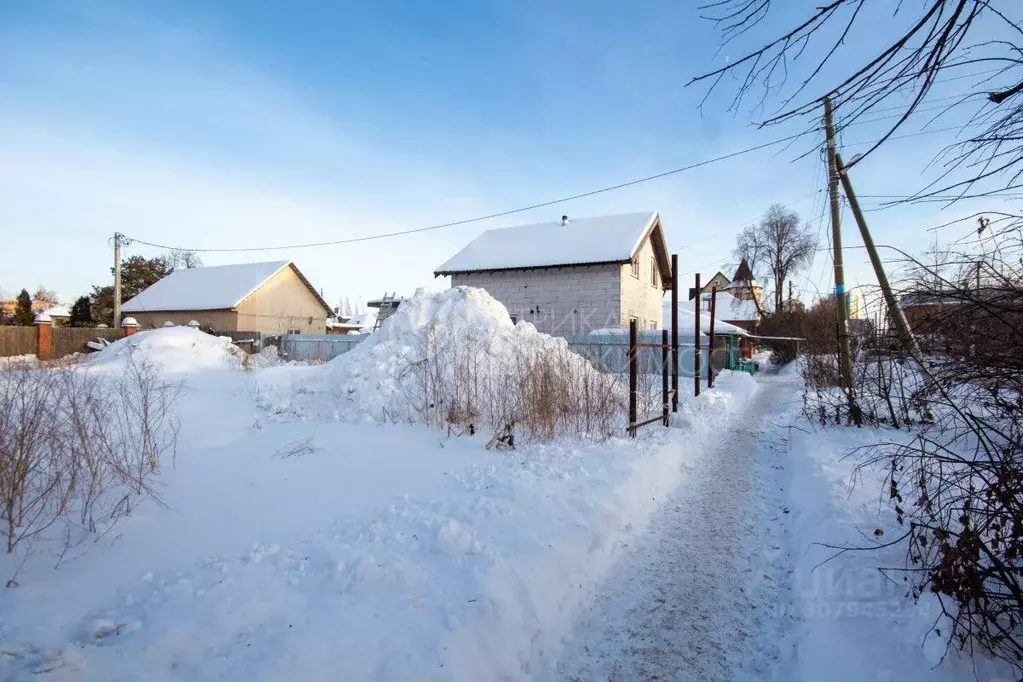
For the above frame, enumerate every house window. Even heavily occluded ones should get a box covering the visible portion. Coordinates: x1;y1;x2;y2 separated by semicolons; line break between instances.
630;258;639;278
650;258;657;287
649;320;658;330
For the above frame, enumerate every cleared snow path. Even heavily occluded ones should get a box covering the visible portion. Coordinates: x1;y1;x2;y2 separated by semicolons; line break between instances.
549;375;799;682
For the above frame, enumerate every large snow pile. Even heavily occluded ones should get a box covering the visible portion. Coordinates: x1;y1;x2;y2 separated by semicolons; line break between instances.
88;327;244;373
327;287;625;435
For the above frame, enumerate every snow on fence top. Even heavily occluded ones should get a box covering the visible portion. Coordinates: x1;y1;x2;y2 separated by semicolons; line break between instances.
122;260;292;312
434;212;659;274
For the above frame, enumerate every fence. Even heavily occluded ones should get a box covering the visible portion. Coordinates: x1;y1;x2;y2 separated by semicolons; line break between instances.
213;331;267;355
52;327;124;358
273;333;368;362
565;332;703;376
0;327;36;358
627;324;672;437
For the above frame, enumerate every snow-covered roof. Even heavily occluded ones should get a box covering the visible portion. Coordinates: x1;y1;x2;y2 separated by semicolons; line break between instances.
43;305;70;318
123;261;331;314
695;291;760;321
435;212;667;278
662;297;750;336
348;311;378;329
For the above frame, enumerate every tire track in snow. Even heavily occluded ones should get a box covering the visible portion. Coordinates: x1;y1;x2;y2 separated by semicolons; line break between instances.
549;376;798;682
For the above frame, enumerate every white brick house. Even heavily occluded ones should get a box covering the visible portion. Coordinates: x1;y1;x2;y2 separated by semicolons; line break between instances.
434;212;672;336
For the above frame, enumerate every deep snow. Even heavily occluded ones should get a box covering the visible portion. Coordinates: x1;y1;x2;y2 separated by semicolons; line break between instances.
0;293;759;682
3;294;1012;681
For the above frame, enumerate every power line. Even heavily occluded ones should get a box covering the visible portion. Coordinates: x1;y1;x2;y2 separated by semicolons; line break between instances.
124;130;812;254
125;120;992;255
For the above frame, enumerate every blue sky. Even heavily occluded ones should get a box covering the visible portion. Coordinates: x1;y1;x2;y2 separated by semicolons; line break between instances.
1;0;1014;312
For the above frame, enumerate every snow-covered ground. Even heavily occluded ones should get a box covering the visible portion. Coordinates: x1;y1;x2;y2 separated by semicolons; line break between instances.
0;291;759;682
2;291;1013;681
781;386;1013;682
548;366;1014;681
550;375;795;681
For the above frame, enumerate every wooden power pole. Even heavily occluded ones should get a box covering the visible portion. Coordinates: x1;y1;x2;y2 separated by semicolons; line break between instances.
823;97;858;422
835;152;924;360
671;254;679;412
113;232;123;329
694;273;701;397
708;286;717;389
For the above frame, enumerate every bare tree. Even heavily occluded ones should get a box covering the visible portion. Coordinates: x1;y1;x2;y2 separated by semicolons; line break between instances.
733;224;764;276
165;250;203;269
33;287;58;305
733;204;816;311
690;0;1023;200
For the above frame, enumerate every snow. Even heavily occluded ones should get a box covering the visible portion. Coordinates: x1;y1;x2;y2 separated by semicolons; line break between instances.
346;310;377;330
312;286;619;428
661;296;750;336
0;294;762;682
551;369;1014;681
42;305;70;318
552;375;792;681
122;261;291;312
779;373;1011;681
695;289;760;322
434;212;658;274
87;326;245;373
3;298;1013;681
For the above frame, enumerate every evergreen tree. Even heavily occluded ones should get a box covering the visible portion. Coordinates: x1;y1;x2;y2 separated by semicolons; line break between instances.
69;295;93;327
14;289;33;326
91;256;173;325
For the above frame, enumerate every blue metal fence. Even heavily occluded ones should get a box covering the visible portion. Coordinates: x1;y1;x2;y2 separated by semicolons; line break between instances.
270;330;736;378
274;334;368;362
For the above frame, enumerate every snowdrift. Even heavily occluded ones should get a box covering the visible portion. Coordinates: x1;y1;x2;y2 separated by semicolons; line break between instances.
88;327;244;373
326;287;627;437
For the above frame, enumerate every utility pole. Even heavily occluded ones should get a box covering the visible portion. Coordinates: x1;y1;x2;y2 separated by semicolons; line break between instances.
823;97;858;423
708;286;717;389
694;273;701;397
113;232;123;329
835;152;924;361
788;280;793;310
671;254;679;412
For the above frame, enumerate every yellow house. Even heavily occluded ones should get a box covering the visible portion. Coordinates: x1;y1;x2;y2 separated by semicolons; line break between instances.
122;260;332;334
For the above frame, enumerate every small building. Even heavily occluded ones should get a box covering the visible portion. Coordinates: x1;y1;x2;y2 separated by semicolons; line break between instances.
41;305;71;326
434;212;672;336
700;271;731;295
122;260;332;334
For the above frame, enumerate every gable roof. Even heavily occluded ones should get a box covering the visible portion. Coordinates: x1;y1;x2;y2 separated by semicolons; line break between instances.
122;260;332;314
434;212;672;286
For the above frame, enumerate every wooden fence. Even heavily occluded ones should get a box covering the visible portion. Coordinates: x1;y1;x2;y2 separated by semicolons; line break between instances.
52;328;124;359
0;327;36;358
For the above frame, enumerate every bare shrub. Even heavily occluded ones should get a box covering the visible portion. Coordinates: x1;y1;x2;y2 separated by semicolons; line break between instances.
0;353;180;564
108;354;181;496
808;214;1023;672
397;323;627;442
0;368;76;554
